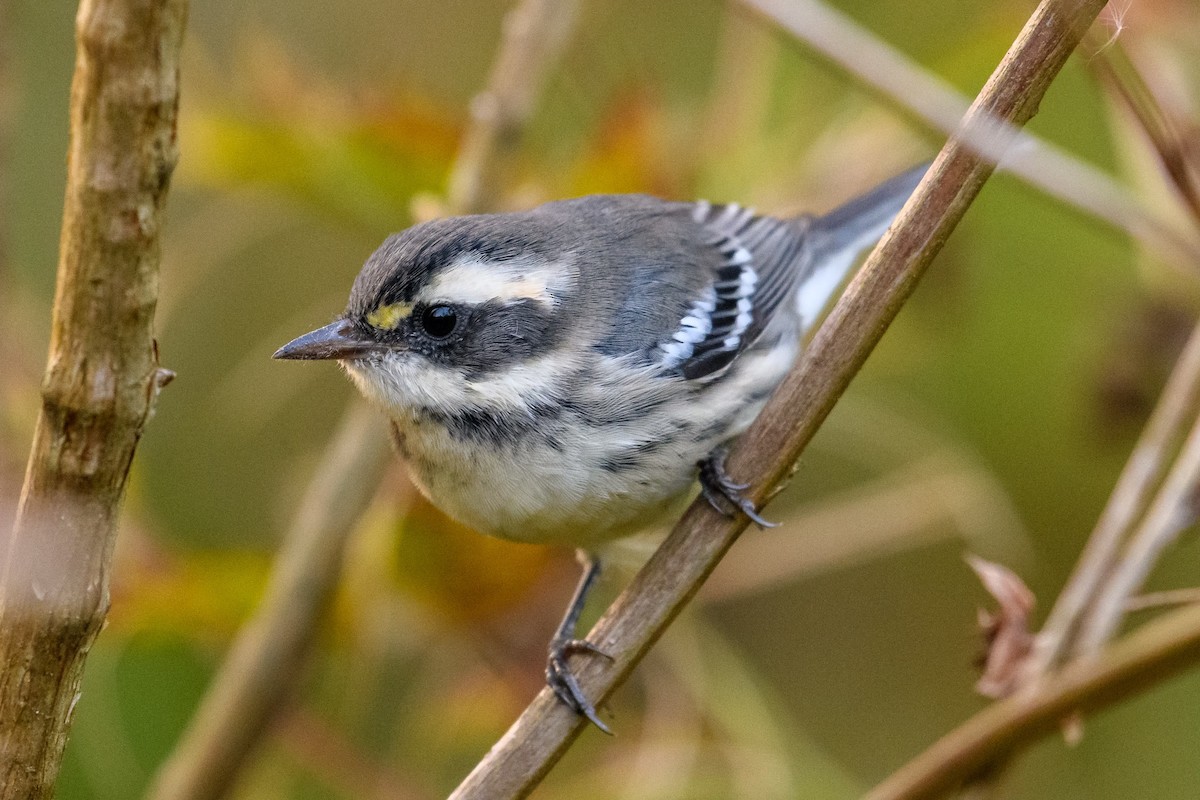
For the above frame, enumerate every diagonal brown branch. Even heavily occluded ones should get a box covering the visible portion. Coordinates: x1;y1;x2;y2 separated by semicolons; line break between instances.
0;1;188;798
448;1;1106;797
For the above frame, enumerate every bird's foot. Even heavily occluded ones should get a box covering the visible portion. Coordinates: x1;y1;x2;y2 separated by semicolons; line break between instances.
698;448;778;528
546;636;614;734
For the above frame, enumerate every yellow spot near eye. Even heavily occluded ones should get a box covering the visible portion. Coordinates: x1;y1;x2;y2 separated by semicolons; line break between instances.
367;302;413;331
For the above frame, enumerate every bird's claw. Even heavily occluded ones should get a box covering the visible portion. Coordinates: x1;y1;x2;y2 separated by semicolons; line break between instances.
699;449;778;528
546;637;614;735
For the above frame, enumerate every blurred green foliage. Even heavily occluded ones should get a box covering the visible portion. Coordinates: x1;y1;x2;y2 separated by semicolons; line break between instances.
4;0;1200;798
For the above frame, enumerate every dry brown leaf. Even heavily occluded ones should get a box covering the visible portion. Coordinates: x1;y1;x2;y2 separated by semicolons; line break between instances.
967;554;1036;699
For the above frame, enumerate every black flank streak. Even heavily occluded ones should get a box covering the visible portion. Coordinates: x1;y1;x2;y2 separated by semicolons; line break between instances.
600;434;673;474
388;421;413;460
560;393;670;427
420;402;560;448
634;437;666;455
532;401;563;421
600;451;644;474
440;407;526;446
698;417;731;442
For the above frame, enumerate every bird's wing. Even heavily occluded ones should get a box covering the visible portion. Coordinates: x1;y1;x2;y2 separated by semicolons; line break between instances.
658;202;807;380
661;164;927;380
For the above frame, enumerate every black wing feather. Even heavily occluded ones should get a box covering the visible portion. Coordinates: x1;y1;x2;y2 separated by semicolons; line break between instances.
660;202;808;380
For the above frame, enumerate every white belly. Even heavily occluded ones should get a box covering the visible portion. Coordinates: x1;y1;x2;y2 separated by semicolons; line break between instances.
359;341;798;547
392;411;703;546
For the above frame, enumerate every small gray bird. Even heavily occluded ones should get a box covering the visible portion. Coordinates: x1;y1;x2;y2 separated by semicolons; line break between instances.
275;165;926;731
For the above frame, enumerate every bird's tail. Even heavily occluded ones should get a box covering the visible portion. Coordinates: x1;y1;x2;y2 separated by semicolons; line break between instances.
793;163;928;329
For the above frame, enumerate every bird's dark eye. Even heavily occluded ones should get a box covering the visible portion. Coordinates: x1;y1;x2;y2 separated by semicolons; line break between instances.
420;305;458;339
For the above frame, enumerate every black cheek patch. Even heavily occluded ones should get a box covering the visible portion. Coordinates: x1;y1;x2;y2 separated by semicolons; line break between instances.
454;299;559;377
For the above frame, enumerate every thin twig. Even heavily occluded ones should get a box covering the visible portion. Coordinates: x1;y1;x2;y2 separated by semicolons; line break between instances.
865;600;1200;800
1028;320;1200;676
1125;588;1200;613
885;24;1200;798
0;1;187;798
446;0;580;214
144;2;582;798
1025;33;1200;680
1091;38;1200;223
449;1;1105;796
144;404;390;800
739;0;1200;271
1074;411;1200;654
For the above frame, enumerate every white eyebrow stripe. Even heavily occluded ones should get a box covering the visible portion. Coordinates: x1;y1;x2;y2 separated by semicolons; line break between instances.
417;254;570;307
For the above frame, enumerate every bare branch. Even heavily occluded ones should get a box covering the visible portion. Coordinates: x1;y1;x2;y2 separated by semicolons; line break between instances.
866;601;1200;800
449;1;1106;796
1029;321;1200;675
0;1;187;797
883;28;1200;796
1091;38;1200;223
447;0;580;214
1025;38;1200;676
1125;588;1200;613
1074;408;1200;654
739;0;1200;271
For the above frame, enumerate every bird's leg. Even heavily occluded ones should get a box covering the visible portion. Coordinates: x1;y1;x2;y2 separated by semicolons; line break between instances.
698;447;778;528
546;550;614;734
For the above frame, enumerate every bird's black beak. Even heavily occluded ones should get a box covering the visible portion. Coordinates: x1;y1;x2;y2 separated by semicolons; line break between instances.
273;320;385;361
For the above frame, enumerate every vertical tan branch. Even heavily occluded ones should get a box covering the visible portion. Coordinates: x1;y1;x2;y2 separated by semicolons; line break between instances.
1091;41;1200;223
0;1;187;798
447;0;580;214
449;1;1105;797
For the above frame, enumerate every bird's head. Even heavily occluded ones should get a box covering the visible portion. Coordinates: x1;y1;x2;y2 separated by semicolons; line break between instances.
274;214;581;416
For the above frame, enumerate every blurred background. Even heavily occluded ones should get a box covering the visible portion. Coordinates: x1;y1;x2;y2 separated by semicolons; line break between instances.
4;0;1200;797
